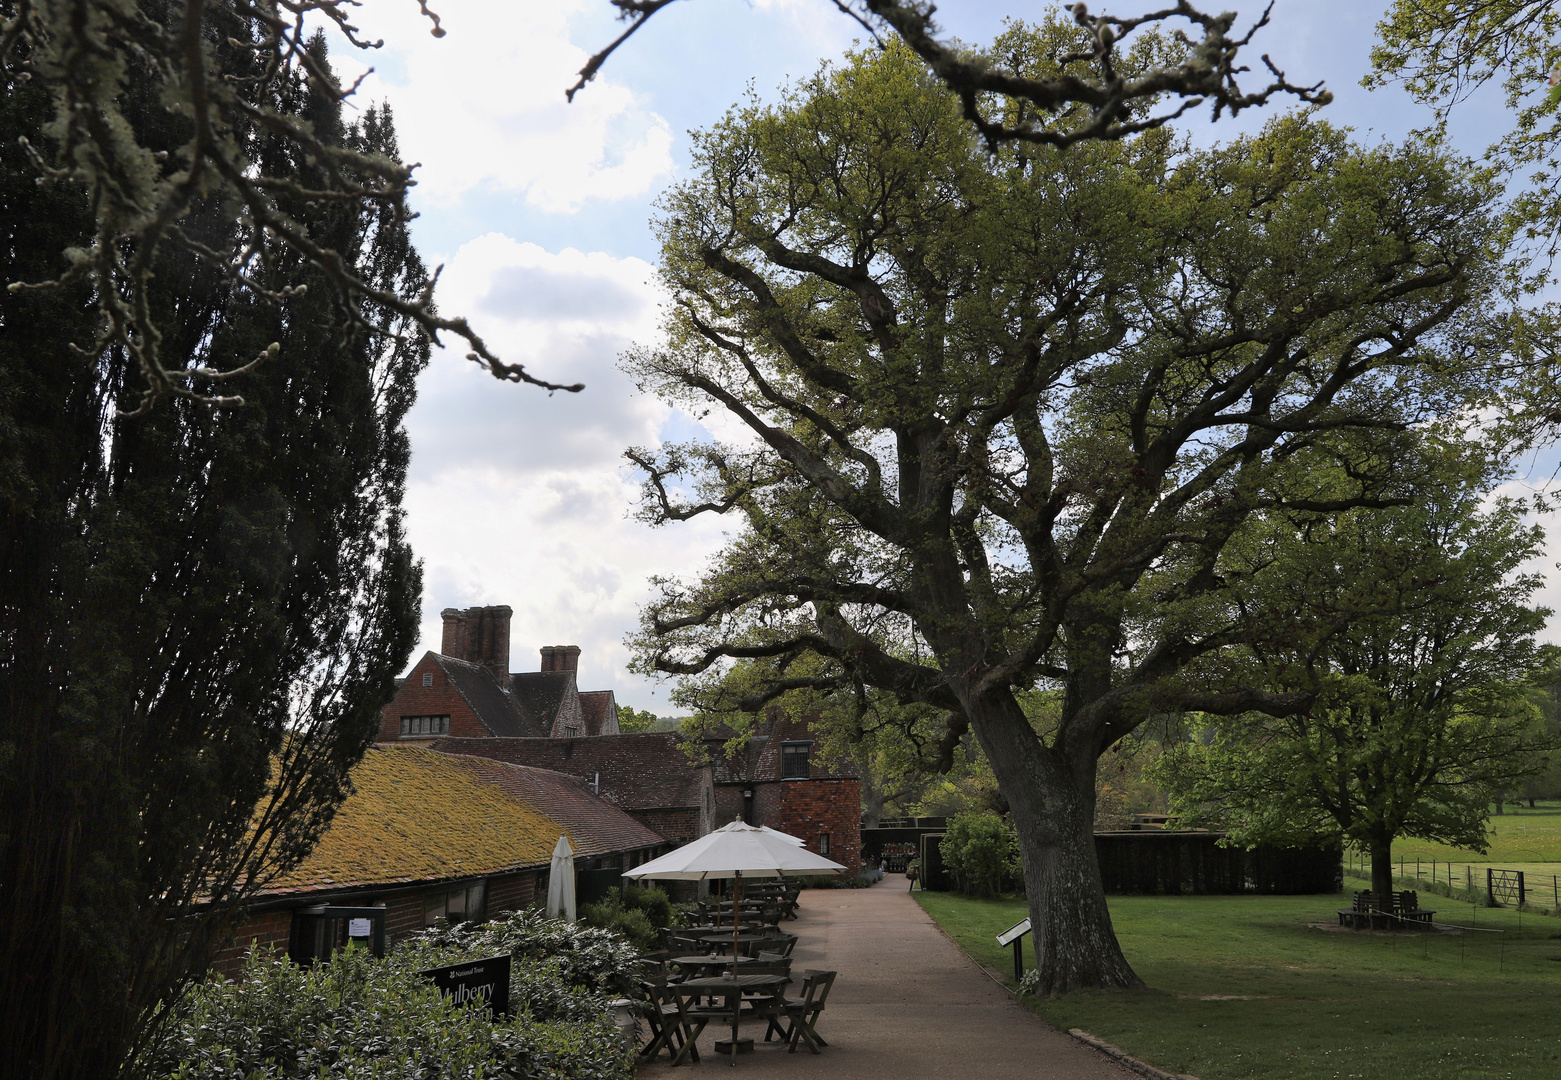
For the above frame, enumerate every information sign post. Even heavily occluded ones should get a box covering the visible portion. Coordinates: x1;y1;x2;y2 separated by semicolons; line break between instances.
995;917;1032;981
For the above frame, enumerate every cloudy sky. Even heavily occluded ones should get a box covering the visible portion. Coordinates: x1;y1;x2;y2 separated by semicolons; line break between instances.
335;0;1556;709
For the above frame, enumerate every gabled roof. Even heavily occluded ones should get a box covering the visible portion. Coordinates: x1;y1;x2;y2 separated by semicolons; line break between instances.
431;733;709;811
260;746;559;896
508;670;575;733
256;747;666;900
441;755;664;857
433;654;547;738
578;690;618;736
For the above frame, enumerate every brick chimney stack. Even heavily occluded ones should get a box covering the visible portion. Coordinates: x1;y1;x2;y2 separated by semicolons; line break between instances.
539;645;581;673
439;605;513;688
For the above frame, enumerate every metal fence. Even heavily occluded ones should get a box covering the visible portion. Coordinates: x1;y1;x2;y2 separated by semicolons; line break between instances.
1343;851;1559;911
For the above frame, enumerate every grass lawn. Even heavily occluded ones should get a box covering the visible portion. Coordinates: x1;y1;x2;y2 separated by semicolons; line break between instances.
1385;802;1561;863
916;882;1561;1080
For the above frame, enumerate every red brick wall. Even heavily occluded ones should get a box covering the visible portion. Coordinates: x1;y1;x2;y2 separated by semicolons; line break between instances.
376;653;486;741
634;807;701;845
715;786;745;826
211;909;292;981
488;870;539;915
775;778;862;874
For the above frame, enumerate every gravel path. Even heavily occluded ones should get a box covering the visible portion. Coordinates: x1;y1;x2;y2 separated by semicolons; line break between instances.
637;876;1139;1078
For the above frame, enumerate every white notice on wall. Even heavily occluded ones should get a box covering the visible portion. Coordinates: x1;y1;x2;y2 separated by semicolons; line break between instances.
348;918;371;938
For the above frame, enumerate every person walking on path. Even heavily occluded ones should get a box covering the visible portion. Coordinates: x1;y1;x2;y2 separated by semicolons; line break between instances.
639;874;1137;1079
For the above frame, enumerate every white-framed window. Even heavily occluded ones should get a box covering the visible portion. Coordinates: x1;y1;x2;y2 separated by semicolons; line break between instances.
400;715;450;737
425;880;486;926
422;672;433;687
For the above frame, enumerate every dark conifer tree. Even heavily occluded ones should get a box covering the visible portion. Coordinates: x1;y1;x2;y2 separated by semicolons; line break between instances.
0;24;425;1079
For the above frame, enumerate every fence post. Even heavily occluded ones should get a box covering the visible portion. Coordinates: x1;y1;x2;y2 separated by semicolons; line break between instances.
1487;867;1493;906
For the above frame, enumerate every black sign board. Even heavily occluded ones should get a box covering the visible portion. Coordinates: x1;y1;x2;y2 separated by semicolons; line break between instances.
420;954;510;1017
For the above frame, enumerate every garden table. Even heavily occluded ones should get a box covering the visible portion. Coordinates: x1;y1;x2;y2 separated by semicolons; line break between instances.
674;973;789;1061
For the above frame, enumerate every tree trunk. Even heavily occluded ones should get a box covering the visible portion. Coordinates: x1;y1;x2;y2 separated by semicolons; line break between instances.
861;773;886;830
967;693;1141;993
1370;843;1395;902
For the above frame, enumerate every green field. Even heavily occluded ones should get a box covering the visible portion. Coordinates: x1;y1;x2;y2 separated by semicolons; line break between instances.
916;884;1561;1080
1383;802;1561;863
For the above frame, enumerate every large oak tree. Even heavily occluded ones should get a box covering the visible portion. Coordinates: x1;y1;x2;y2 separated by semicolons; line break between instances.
626;27;1511;992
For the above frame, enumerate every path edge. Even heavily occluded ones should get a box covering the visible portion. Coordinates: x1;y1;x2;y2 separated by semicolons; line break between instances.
910;889;1201;1080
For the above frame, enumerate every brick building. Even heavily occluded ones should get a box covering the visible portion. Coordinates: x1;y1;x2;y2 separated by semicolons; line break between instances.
706;715;862;874
432;733;717;846
377;605;620;742
214;745;666;978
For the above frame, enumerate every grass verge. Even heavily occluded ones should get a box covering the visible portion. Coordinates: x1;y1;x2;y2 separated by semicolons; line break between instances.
915;881;1561;1080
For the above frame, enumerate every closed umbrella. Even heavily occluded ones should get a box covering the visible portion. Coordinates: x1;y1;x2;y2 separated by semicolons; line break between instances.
547;835;576;922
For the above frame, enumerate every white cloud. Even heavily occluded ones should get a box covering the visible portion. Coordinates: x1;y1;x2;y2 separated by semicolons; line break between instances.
399;232;727;708
347;0;675;211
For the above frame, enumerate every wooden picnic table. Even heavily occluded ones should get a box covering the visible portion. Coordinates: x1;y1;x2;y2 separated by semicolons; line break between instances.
674;973;790;1061
667;954;760;977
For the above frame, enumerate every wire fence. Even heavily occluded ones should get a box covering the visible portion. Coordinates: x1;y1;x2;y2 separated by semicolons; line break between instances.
1342;851;1561;916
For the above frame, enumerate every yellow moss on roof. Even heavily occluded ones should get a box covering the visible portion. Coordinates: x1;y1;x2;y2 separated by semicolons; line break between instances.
268;746;568;895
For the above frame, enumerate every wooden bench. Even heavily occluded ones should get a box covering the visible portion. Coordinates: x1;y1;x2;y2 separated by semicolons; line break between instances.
1337;889;1435;930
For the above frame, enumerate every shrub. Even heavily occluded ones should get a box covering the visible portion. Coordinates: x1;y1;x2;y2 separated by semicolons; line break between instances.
140;936;636;1080
940;811;1021;898
401;907;644;998
621;884;675;929
579;896;660;954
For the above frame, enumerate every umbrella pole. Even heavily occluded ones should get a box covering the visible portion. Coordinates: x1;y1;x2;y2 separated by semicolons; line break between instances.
732;870;742;974
732;870;742;1064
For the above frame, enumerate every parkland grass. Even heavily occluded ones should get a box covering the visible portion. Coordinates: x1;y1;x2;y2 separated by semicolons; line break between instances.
915;882;1561;1080
1385;801;1561;863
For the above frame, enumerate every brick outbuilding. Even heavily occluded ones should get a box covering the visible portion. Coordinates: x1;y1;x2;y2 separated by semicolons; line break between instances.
214;746;666;979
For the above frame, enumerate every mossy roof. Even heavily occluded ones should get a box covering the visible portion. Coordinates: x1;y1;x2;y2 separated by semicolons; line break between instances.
263;746;564;896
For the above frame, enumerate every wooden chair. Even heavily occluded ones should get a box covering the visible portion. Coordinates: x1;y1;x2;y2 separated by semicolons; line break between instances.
640;979;700;1066
780;969;836;1054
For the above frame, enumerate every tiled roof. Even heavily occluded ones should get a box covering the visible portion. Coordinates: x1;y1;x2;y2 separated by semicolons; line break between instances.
435;654;547;738
430;733;710;811
440;755;664;857
509;671;575;732
578;690;618;736
260;746;559;896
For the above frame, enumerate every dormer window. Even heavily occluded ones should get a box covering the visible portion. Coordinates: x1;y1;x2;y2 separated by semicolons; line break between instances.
422;672;433;687
401;715;450;737
781;741;811;779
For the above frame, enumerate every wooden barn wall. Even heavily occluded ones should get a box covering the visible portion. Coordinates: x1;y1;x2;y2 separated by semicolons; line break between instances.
1094;832;1340;895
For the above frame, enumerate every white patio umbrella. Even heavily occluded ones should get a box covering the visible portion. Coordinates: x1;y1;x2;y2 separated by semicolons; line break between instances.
758;825;806;846
623;819;846;971
546;835;577;922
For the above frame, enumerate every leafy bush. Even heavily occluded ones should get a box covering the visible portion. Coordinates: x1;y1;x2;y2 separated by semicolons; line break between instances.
940;811;1021;897
401;907;644;998
142;910;641;1080
621;884;676;929
579;896;659;954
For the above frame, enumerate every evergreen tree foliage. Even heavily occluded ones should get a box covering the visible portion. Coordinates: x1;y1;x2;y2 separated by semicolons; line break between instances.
0;30;424;1080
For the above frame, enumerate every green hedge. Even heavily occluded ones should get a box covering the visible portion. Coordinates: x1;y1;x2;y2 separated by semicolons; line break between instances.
142;910;640;1080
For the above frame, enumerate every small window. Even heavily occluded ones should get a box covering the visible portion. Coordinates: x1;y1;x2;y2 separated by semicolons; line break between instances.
400;715;450;737
819;833;830;856
425;880;486;926
422;672;433;687
781;742;811;779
